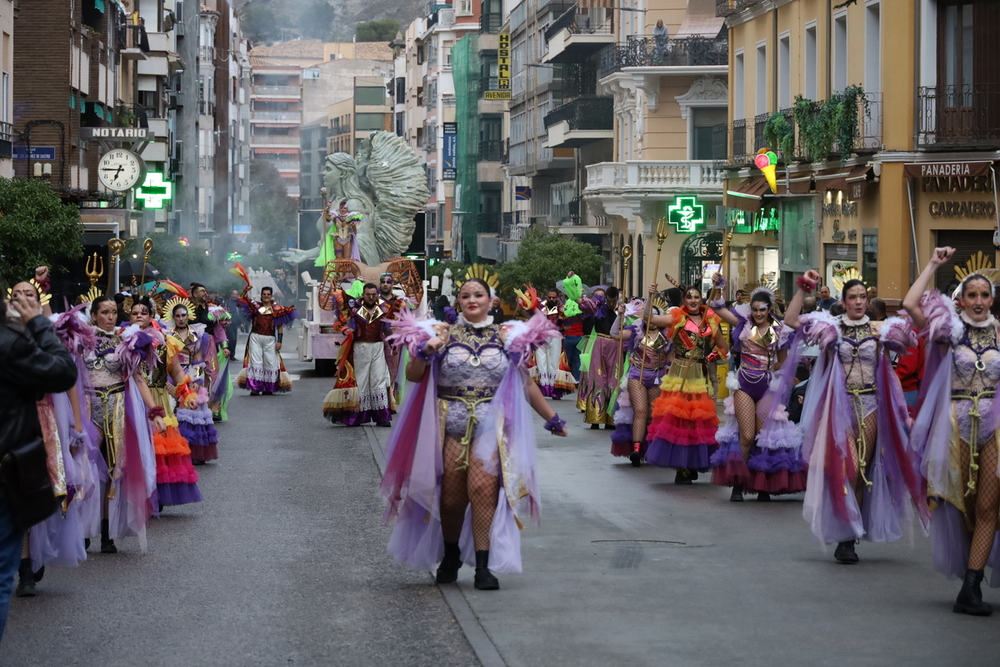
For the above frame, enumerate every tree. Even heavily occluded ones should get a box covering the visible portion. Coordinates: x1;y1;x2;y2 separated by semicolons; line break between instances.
498;228;604;297
240;2;280;44
299;1;336;40
0;178;84;285
355;19;401;43
248;160;298;259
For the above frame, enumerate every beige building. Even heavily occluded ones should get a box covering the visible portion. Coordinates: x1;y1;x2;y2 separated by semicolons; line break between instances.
720;0;1000;304
584;0;729;295
326;77;393;157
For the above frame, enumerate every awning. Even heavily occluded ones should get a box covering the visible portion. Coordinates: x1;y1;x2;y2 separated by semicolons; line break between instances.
785;171;814;194
814;167;851;192
675;16;727;38
903;161;992;179
844;165;873;201
577;0;614;7
252;147;298;154
725;177;770;213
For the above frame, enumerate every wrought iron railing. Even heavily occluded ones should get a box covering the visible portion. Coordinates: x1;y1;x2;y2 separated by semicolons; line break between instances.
917;84;1000;149
543;95;613;130
480;76;500;94
479;139;503;162
731;118;748;164
500;211;529;241
597;35;728;78
716;0;762;18
544;5;613;42
481;12;502;34
557;62;599;100
479;211;502;234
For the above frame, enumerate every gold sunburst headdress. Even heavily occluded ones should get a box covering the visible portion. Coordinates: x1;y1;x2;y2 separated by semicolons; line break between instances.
457;264;500;293
6;279;52;308
831;266;864;295
952;251;1000;300
161;296;195;320
648;293;669;317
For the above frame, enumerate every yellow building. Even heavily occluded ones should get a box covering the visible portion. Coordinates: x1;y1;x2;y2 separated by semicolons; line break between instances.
720;0;1000;304
584;0;733;297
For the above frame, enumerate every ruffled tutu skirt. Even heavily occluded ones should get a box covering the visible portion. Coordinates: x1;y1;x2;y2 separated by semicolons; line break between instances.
645;359;718;470
176;404;219;462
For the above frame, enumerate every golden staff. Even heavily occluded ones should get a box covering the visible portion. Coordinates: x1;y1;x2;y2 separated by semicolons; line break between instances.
637;217;668;381
139;238;154;286
709;226;735;303
107;238;125;295
616;245;633;379
85;252;104;288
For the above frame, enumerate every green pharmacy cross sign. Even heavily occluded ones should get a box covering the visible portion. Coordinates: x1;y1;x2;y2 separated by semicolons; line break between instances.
136;172;173;209
667;196;705;233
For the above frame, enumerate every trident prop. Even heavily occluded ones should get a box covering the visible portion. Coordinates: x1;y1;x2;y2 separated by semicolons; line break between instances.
637;217;668;381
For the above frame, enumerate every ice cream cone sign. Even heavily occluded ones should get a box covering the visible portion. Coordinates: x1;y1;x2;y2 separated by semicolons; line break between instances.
755;148;779;194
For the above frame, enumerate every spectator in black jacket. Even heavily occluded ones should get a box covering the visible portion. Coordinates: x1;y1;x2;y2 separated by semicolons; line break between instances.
787;362;811;424
0;278;78;640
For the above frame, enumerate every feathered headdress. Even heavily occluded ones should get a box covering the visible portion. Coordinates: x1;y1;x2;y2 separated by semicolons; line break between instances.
6;278;51;308
229;262;251;287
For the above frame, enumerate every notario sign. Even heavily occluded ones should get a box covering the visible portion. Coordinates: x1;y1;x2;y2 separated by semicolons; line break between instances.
80;127;152;141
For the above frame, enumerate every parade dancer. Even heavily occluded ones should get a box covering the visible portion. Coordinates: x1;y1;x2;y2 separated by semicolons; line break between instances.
609;293;674;466
130;297;201;508
316;199;362;265
236;286;297;396
578;287;620;429
164;300;219;464
645;285;728;483
904;247;1000;616
323;283;394;426
708;275;803;502
784;270;925;564
378;274;406;401
84;296;163;553
379;279;567;590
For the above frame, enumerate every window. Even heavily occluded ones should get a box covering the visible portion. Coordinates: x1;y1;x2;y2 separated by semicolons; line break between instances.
457;0;472;16
833;13;848;91
865;2;881;95
734;51;745;118
354;113;386;131
355;87;386;106
691;107;728;160
755;43;767;115
778;34;791;109
804;23;818;100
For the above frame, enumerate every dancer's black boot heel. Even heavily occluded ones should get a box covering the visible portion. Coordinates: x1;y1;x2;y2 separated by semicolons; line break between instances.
436;541;462;584
100;518;117;554
954;568;993;616
474;550;499;590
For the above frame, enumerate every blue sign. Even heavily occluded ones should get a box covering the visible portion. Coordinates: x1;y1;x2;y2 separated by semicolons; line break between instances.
442;122;457;181
13;146;56;160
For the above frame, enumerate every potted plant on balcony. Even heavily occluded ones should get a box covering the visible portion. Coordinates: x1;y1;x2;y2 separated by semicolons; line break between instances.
792;85;869;164
117;105;137;128
763;111;795;163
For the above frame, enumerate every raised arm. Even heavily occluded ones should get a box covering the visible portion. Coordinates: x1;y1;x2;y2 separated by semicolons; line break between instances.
644;283;676;330
782;269;821;330
707;273;739;327
903;246;955;330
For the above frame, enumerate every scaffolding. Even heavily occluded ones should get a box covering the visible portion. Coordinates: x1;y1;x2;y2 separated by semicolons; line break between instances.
453;33;481;262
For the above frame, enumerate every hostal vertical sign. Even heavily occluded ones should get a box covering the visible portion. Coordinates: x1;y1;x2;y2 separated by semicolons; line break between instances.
484;34;512;100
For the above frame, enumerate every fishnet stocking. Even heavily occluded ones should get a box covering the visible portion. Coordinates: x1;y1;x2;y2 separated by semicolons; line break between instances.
969;437;999;570
21;535;29;559
440;435;501;550
628;380;660;443
732;390;764;461
847;412;879;507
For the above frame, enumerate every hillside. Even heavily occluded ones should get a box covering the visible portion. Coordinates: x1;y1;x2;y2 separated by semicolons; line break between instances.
235;0;426;43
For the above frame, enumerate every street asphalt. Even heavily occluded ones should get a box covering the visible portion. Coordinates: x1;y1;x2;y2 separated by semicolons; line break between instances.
4;336;1000;666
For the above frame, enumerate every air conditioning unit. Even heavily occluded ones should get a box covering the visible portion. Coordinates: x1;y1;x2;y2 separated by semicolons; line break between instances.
439;9;455;26
169;93;183;109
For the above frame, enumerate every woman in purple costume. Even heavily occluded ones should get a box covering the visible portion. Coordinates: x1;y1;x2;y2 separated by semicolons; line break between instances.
608;295;674;467
707;276;802;502
165;302;219;463
904;246;1000;616
379;279;567;591
784;270;925;565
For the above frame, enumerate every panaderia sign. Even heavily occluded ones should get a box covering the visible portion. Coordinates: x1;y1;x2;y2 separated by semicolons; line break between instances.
905;161;998;219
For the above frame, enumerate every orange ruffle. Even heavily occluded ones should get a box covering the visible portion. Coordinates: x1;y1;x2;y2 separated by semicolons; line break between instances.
154;426;192;457
651;391;719;426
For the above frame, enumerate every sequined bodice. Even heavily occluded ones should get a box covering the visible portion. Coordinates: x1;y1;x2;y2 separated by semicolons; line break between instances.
85;330;124;387
674;316;714;361
142;343;169;389
630;330;672;369
838;322;879;388
952;324;1000;394
741;322;781;372
172;330;199;368
437;324;509;391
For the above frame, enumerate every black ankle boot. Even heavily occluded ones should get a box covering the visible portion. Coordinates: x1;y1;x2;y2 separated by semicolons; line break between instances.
674;468;693;485
474;550;499;590
834;540;859;564
436;541;462;584
730;485;744;502
15;559;36;597
629;442;642;467
101;518;117;554
954;568;993;616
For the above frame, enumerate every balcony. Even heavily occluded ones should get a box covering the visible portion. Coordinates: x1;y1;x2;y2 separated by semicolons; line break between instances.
730;92;883;166
543;5;614;64
251;135;300;148
716;0;762;18
598;35;728;79
0;121;13;159
501;211;529;242
479;139;503;162
481;12;502;34
252;111;301;122
918;84;1000;150
120;25;149;60
478;212;502;234
585;160;727;197
544;95;613;148
252;85;300;99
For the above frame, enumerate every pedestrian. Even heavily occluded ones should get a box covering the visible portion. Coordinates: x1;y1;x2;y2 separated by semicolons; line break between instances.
816;285;836;311
380;278;567;590
786;362;811;424
652;19;669;64
236;285;297;396
870;297;887;321
608;293;673;466
644;283;728;483
323;283;394;426
0;277;78;637
707;275;803;502
533;286;576;398
903;247;1000;616
784;271;924;564
579;286;620;430
130;297;202;507
163;300;219;464
84;295;164;553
